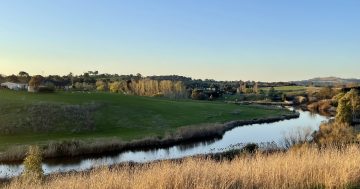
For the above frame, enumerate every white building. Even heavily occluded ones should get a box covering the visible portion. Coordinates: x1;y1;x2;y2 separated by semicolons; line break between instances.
0;82;28;91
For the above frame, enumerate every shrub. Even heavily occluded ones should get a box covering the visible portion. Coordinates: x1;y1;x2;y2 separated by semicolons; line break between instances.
22;145;44;183
37;86;55;93
317;86;335;99
109;81;121;93
74;82;95;91
96;80;108;91
191;89;207;100
313;122;357;147
242;143;259;153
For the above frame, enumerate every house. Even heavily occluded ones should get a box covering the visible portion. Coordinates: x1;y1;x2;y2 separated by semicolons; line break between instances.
0;82;28;91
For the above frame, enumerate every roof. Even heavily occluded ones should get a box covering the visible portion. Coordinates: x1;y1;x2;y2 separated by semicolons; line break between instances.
1;82;27;85
1;82;28;88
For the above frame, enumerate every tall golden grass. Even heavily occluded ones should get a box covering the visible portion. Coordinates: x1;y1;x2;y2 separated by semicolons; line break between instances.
5;145;360;189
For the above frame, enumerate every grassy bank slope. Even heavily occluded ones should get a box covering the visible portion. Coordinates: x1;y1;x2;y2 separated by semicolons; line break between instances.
5;145;360;189
260;86;308;96
0;90;289;150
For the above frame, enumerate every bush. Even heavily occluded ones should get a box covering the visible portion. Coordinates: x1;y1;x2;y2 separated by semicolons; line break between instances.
313;122;357;147
317;86;335;99
37;86;55;93
96;80;108;91
242;143;259;153
191;89;207;100
109;81;121;93
74;82;95;91
22;145;44;183
307;99;334;113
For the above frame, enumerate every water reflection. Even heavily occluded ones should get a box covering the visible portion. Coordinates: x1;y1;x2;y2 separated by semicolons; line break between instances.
177;139;218;152
0;109;330;178
309;111;318;119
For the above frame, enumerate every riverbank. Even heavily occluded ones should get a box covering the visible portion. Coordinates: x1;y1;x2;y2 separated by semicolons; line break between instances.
225;100;294;106
0;90;289;150
0;144;262;184
4;144;359;189
0;112;299;163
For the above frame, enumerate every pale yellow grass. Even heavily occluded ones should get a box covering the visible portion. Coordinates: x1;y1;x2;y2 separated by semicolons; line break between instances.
5;145;360;189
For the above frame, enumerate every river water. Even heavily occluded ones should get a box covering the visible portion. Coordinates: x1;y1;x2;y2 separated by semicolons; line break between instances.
0;109;329;178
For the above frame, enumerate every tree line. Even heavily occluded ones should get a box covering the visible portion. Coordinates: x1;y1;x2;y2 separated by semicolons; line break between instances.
1;71;303;100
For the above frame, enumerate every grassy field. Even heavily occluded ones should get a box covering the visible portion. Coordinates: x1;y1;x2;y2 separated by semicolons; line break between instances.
261;85;307;91
0;89;288;151
261;85;308;96
5;145;360;189
222;86;309;102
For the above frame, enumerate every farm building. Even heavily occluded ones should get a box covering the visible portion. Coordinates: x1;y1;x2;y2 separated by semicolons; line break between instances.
0;82;28;91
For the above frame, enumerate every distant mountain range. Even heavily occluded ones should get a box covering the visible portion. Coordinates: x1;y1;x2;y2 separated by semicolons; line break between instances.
293;77;360;86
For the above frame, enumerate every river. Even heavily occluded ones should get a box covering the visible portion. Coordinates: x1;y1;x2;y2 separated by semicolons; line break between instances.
0;108;329;178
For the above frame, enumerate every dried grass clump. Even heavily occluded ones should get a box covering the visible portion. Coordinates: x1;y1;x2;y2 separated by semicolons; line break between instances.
5;145;360;189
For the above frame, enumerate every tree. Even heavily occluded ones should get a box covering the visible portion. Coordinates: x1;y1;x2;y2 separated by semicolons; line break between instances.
136;73;142;80
348;89;360;122
6;74;20;83
83;72;90;78
18;71;29;78
68;72;74;86
259;89;265;95
267;87;277;100
96;80;108;91
253;82;259;94
0;74;4;83
336;89;360;124
18;71;31;83
109;81;121;93
29;75;44;89
239;81;247;93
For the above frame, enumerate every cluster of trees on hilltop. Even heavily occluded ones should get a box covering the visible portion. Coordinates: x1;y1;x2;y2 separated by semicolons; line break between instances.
294;77;360;87
0;72;31;84
1;71;301;100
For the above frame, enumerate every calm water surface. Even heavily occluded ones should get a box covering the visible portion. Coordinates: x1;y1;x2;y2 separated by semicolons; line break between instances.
0;109;329;178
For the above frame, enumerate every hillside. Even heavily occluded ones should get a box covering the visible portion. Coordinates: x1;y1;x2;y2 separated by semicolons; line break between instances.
0;89;289;151
294;77;360;86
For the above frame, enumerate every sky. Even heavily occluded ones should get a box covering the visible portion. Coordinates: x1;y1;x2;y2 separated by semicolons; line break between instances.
0;0;359;81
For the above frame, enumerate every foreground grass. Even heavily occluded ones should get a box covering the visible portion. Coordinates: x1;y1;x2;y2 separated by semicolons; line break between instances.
5;145;360;189
0;89;288;150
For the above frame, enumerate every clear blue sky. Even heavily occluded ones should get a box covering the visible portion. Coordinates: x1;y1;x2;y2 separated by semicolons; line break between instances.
0;0;359;81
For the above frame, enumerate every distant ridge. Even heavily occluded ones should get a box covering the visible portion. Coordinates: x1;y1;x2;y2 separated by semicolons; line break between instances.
293;77;360;86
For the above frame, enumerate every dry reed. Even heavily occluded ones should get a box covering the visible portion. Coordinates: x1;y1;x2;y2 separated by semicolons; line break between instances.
4;145;360;189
